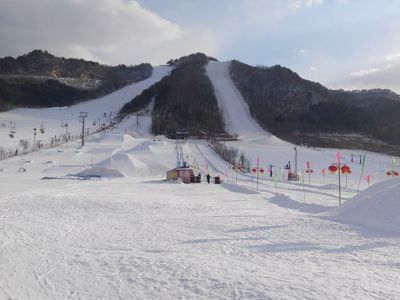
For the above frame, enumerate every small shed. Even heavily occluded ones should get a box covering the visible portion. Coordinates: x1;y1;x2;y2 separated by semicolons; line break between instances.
166;167;194;183
166;168;178;181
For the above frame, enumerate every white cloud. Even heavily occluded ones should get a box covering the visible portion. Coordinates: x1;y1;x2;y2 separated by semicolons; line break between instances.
0;0;218;65
333;60;400;93
289;0;323;10
350;67;385;77
293;49;307;54
385;52;400;62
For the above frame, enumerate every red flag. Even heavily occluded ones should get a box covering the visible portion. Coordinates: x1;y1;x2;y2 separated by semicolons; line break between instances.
336;152;341;164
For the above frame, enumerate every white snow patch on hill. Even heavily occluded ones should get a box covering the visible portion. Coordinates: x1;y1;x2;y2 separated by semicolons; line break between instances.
206;61;283;144
324;178;400;235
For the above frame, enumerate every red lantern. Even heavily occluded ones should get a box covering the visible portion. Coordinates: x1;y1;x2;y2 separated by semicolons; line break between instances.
232;166;236;170
259;168;264;174
341;165;351;174
306;169;313;174
328;165;338;173
252;168;257;173
394;171;399;177
386;171;392;176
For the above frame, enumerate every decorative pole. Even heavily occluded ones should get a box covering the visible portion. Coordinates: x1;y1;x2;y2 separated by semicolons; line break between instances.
336;152;342;206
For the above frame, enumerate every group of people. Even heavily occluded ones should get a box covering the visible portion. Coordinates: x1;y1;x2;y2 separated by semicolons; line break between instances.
197;172;211;183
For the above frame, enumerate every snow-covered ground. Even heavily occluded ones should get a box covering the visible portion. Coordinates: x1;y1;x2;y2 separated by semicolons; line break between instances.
0;66;171;150
0;62;399;299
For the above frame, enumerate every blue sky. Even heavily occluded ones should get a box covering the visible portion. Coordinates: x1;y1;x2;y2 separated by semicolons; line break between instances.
0;0;399;92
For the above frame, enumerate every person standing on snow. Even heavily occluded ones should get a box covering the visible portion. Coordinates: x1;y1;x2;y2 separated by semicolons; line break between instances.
206;173;210;184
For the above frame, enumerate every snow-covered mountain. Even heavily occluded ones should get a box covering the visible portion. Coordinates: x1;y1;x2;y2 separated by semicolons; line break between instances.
0;50;152;110
0;52;400;299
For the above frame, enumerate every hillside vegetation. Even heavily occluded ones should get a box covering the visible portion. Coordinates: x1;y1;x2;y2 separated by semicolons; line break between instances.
230;60;400;154
120;53;225;137
0;50;152;110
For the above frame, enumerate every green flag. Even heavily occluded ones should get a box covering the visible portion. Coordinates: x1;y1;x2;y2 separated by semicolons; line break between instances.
357;154;366;193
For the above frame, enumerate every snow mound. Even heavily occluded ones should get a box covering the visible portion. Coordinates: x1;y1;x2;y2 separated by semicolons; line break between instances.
324;178;400;234
127;141;155;153
95;133;125;144
75;166;124;178
98;152;148;177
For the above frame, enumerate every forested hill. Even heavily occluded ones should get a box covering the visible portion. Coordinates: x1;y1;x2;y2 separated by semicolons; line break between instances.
3;49;400;154
0;50;152;111
230;60;400;154
120;53;225;137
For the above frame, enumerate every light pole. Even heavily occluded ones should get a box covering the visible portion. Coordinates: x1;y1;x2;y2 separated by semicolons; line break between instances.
109;112;113;126
33;128;37;151
294;147;298;181
80;112;88;147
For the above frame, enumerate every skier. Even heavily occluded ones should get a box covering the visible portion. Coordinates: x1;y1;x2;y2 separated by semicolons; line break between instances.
206;173;210;184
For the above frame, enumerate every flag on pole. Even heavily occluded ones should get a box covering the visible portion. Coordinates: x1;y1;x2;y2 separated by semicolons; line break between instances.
392;157;397;171
336;152;341;165
361;155;366;173
357;154;366;193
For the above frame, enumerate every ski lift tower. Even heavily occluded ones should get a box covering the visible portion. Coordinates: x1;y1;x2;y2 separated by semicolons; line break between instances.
80;112;88;147
61;121;68;140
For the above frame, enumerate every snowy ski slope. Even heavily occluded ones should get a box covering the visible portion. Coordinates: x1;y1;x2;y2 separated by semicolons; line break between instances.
0;66;171;150
206;61;282;144
0;62;399;299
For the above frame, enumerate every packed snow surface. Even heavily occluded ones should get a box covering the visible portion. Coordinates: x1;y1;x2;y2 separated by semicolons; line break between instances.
206;61;282;144
325;178;400;234
0;62;399;299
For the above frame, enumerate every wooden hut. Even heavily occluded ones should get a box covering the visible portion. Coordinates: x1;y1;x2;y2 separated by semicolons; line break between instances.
166;167;194;183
